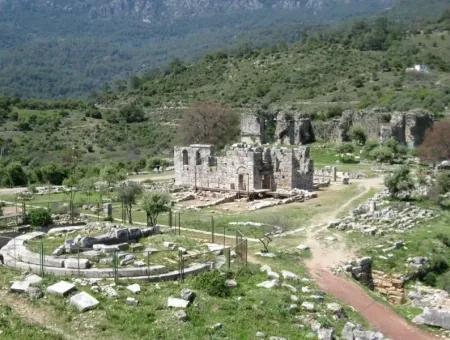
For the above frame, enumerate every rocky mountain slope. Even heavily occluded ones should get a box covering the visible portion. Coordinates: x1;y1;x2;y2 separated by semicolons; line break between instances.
0;0;394;22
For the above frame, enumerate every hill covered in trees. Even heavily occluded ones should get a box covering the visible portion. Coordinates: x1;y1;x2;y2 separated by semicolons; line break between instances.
0;10;449;187
0;0;448;98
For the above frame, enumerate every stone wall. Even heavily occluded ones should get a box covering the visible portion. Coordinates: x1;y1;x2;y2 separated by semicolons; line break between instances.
275;112;315;145
311;108;433;147
174;144;314;192
241;113;263;144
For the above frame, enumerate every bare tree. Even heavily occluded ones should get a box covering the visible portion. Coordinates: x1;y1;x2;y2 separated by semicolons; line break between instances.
419;119;450;164
179;102;240;149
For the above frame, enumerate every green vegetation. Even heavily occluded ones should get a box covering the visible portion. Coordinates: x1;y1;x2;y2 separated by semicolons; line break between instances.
26;208;53;228
385;166;415;198
354;208;450;293
0;305;62;340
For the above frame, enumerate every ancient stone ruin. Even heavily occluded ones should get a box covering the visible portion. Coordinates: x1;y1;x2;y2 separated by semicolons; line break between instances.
313;108;434;147
174;144;314;192
240;109;433;148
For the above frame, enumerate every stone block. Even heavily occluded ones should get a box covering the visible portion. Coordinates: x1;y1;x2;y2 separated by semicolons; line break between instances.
127;284;141;294
24;274;43;286
65;258;91;269
47;281;76;296
10;281;30;293
167;297;189;309
70;292;99;312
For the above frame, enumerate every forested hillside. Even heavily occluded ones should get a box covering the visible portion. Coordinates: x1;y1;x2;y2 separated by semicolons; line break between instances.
0;12;449;182
0;0;445;98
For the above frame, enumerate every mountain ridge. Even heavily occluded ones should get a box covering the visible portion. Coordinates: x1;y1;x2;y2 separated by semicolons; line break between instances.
0;0;394;23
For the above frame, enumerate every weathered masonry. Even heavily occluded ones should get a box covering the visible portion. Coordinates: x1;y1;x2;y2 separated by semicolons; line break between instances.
174;144;314;192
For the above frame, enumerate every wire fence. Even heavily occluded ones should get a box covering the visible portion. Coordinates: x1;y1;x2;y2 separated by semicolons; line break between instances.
0;228;249;284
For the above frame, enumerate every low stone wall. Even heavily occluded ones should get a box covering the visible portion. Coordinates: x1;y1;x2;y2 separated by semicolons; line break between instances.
0;231;212;281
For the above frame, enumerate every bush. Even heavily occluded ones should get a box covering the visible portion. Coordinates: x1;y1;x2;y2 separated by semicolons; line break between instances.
422;272;437;286
350;126;367;145
384;166;415;198
436;233;450;248
370;146;394;163
27;208;52;228
430;256;449;275
337;143;355;154
441;272;450;293
192;270;230;297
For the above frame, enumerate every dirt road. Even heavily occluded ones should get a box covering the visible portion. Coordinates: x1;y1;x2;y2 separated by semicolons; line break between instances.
300;177;438;340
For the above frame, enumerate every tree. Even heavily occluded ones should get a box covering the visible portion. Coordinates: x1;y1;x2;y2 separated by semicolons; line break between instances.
5;162;27;187
119;103;145;123
179;102;240;149
41;163;68;185
141;192;171;227
101;165;126;189
385;166;415;199
79;177;97;205
27;208;52;228
419;119;450;163
63;175;79;224
117;182;142;224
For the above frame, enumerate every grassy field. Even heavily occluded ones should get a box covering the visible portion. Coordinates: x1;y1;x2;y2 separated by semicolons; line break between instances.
0;253;367;340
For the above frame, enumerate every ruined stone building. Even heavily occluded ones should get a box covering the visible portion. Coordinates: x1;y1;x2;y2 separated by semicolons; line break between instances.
174;144;314;192
240;109;433;148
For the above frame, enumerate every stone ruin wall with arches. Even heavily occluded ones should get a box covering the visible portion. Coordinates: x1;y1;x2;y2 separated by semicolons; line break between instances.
174;144;314;193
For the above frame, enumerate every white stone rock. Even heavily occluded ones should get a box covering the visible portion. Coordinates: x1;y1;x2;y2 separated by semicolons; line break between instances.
24;274;43;286
167;297;190;309
70;292;99;312
225;279;237;288
281;270;299;281
296;244;310;251
301;301;315;311
281;283;297;293
10;281;30;293
127;284;141;294
47;281;76;296
256;279;279;289
126;297;139;306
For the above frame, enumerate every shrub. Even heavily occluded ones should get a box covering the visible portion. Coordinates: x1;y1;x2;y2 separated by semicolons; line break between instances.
350;126;367;145
441;272;450;293
422;272;437;286
430;256;449;274
436;233;450;248
337;143;355;154
27;208;52;228
385;166;415;198
192;270;230;297
370;146;394;163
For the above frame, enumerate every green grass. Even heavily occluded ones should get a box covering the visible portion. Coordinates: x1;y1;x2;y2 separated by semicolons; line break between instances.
0;305;63;340
348;206;450;292
0;257;368;339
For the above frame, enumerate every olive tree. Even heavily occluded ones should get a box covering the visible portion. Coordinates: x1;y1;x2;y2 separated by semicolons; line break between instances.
141;192;171;227
117;182;142;224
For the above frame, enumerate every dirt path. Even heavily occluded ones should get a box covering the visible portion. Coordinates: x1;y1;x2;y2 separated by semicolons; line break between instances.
299;177;438;340
308;268;438;340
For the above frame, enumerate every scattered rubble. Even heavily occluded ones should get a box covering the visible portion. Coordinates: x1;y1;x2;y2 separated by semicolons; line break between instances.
328;191;435;235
